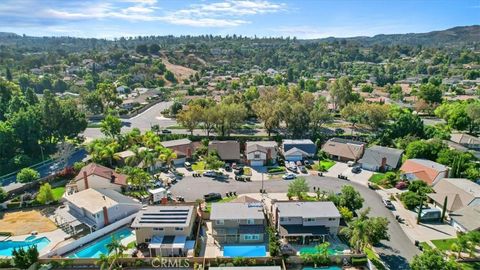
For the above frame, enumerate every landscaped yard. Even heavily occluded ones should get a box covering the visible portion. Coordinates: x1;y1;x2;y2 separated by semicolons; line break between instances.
52;187;65;201
369;173;386;184
192;161;206;171
313;159;336;171
461;262;480;270
364;247;386;270
205;196;237;213
431;238;457;251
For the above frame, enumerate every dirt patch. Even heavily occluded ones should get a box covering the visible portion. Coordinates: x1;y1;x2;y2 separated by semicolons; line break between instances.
0;210;57;236
161;57;196;82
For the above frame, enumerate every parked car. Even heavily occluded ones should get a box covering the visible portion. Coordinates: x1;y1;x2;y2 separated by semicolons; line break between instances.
299;166;307;174
304;160;310;166
234;167;244;175
224;164;232;172
202;170;217;177
282;173;297;180
287;165;298;173
383;199;394;209
184;162;191;170
351;166;362;174
347;161;355;167
161;129;172;134
203;193;222;202
296;161;303;166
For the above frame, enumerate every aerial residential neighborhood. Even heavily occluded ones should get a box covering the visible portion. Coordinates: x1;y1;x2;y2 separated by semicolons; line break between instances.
0;1;479;270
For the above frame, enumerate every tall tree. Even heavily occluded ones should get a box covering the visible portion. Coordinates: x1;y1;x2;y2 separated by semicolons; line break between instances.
100;114;122;138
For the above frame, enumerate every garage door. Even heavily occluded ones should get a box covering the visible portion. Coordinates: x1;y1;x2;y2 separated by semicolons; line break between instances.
250;160;264;167
361;163;377;171
285;155;302;161
172;157;186;166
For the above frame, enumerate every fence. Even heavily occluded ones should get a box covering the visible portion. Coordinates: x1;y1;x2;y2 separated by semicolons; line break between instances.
42;213;137;258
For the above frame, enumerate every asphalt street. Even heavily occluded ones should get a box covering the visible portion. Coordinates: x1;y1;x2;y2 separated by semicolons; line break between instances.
170;175;419;270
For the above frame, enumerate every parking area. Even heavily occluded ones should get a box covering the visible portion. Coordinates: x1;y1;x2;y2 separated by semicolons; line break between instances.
324;162;373;186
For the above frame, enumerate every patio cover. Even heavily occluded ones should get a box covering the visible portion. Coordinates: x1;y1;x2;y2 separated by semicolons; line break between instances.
148;235;164;249
172;235;187;249
279;225;329;237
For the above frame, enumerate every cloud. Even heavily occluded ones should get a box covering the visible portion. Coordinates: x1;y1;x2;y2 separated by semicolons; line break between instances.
0;0;285;28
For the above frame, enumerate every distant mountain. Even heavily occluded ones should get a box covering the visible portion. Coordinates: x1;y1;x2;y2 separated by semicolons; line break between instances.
312;25;480;46
0;32;19;38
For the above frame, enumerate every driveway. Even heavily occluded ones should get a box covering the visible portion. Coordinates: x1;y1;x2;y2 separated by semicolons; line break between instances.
324;162;373;186
170;175;419;269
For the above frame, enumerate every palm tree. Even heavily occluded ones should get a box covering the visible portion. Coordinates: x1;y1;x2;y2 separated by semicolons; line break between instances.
125;146;145;167
316;241;331;261
100;142;121;167
158;148;177;169
143;131;161;149
143;150;158;172
341;210;371;254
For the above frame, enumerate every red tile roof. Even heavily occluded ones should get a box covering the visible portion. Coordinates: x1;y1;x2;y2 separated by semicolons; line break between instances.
74;163;127;186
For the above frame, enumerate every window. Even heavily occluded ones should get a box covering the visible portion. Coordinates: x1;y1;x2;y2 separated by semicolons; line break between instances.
306;218;315;222
243;234;260;241
175;227;183;231
280;217;285;222
247;219;255;225
153;228;163;231
215;220;224;225
328;218;336;221
254;154;261;159
145;238;151;243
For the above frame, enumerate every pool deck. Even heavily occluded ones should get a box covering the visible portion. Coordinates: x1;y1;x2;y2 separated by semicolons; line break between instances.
0;229;71;258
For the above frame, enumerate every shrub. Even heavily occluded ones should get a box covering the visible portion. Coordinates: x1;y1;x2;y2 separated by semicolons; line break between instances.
351;257;368;266
267;167;285;174
0;187;6;203
17;168;40;183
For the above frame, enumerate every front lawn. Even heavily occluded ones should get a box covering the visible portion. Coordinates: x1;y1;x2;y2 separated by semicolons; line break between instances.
205;196;237;213
364;247;386;270
431;238;457;251
369;173;386;184
313;159;336;171
52;187;65;201
192;161;206;171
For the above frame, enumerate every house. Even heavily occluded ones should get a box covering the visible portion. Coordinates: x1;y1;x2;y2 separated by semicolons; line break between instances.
115;147;148;166
400;159;449;186
245;141;278;166
450;206;480;232
282;139;317;161
208;141;241;161
69;163;128;192
427;178;480;213
131;205;197;257
358;145;404;172
161;139;200;165
272;201;341;245
321;138;365;162
450;133;480;150
57;188;141;233
210;202;266;244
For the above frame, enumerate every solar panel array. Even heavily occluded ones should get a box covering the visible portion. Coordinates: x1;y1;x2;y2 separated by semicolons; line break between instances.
138;209;190;224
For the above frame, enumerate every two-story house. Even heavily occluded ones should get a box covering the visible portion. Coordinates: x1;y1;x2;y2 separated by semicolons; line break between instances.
245;141;278;166
61;188;141;232
210;202;266;244
273;201;341;245
131;205;197;257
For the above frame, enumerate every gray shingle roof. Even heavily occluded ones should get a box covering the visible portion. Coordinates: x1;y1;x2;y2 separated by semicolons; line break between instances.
451;205;480;231
358;145;404;168
276;201;340;219
282;139;316;155
161;138;192;148
210;202;265;220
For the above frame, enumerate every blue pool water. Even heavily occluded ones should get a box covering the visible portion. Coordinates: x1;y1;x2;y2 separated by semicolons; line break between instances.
223;245;267;257
68;228;134;258
0;236;51;257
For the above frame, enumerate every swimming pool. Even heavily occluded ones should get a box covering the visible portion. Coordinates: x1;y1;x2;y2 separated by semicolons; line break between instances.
0;236;51;257
223;245;267;257
67;227;134;258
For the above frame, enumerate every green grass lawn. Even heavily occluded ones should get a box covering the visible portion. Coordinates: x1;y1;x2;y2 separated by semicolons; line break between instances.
192;161;206;171
205;196;237;213
369;173;386;184
52;187;65;201
419;242;432;251
431;238;457;251
319;160;335;170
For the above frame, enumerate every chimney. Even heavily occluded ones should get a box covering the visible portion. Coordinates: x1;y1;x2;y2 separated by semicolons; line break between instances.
103;206;109;226
83;171;89;189
381;157;387;172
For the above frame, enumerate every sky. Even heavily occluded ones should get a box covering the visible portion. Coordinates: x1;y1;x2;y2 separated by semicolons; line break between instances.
0;0;479;39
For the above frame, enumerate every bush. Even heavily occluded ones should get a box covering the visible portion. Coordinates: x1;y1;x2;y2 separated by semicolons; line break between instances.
267;167;285;174
0;187;6;203
400;191;423;210
17;168;40;183
351;257;368;266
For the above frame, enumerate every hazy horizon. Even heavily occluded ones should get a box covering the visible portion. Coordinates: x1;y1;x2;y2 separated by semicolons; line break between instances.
0;0;479;39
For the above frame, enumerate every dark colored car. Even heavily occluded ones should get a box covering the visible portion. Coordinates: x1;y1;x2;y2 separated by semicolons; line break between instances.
204;192;222;202
224;164;232;172
161;129;172;134
234;167;244;175
351;166;362;174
